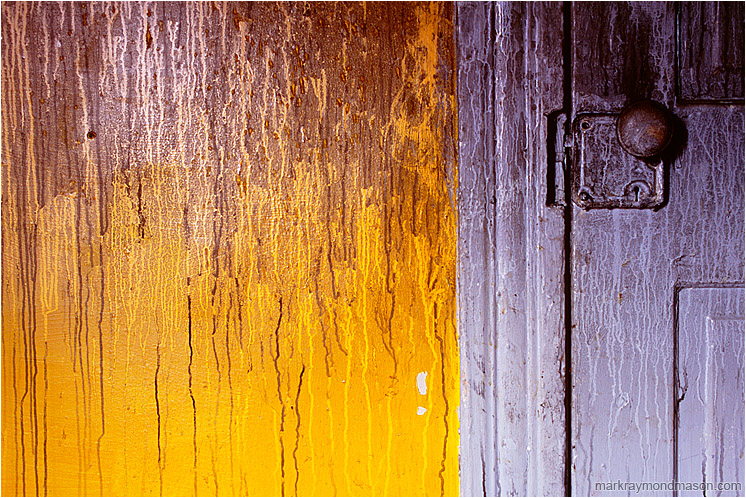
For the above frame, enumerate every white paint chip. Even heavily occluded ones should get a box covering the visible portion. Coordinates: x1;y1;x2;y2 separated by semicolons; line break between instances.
417;406;427;416
416;371;428;395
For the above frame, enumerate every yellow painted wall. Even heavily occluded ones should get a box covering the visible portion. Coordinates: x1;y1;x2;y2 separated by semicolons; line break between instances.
2;2;458;496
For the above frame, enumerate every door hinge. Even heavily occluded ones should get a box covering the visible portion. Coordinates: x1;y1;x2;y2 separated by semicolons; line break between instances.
547;111;569;207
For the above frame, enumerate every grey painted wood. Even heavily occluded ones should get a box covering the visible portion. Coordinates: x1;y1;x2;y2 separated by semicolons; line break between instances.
458;3;743;496
677;286;745;497
571;105;745;495
457;2;566;495
679;2;745;102
457;4;498;494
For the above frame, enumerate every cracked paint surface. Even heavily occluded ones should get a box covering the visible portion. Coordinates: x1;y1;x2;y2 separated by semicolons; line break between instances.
1;2;458;496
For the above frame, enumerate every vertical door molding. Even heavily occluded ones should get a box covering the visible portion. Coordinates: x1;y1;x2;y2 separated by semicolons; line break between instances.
456;3;567;495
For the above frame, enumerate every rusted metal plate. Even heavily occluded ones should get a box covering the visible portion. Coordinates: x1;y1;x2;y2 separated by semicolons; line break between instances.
678;2;745;103
1;2;459;496
676;286;745;497
571;114;665;209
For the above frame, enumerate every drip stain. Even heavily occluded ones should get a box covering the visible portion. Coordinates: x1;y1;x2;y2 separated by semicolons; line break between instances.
1;2;458;496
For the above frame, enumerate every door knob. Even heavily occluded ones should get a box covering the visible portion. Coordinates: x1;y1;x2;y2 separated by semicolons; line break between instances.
616;100;674;158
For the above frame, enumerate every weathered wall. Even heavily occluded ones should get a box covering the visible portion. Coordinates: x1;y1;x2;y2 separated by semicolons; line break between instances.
1;2;458;496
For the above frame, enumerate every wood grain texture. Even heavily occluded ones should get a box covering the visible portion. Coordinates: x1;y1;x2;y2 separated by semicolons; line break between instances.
677;286;744;496
456;3;566;495
569;4;741;494
1;2;458;496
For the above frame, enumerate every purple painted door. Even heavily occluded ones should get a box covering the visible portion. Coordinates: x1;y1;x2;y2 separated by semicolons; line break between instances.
569;3;744;496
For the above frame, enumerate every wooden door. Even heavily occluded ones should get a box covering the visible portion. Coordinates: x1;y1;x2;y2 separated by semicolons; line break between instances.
569;3;744;496
455;3;744;496
1;3;459;496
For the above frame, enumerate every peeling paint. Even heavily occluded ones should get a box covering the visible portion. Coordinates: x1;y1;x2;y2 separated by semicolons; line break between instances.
417;371;428;396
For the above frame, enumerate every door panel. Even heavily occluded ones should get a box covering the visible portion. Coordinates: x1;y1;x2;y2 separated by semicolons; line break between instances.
572;3;675;113
1;2;459;496
570;3;745;495
678;2;745;103
572;106;745;496
677;286;744;496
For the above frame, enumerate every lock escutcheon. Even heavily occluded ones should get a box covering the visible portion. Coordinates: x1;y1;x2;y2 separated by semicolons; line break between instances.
570;114;666;209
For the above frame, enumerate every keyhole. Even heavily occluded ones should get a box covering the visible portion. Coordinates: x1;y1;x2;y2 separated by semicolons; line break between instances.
633;185;640;202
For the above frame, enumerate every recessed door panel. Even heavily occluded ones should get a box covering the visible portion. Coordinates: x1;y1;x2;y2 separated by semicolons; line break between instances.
677;286;745;497
678;2;745;103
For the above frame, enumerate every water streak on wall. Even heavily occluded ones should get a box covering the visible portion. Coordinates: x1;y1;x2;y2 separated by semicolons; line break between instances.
1;2;458;495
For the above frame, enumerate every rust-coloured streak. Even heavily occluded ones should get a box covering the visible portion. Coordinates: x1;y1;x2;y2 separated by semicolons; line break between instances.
1;2;458;496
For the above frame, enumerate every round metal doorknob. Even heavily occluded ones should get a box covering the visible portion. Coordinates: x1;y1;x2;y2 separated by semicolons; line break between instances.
616;100;674;158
